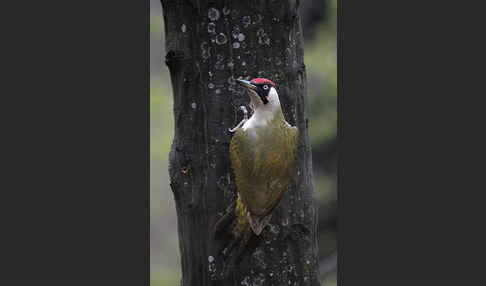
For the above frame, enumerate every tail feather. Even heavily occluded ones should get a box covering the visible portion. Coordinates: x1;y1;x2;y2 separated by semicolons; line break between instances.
213;200;237;240
247;212;272;236
212;195;266;269
216;195;272;239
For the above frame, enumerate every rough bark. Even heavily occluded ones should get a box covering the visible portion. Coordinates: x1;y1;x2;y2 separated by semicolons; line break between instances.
161;1;319;285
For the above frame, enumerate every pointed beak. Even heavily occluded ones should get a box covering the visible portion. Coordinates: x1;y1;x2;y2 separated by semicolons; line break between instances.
236;79;257;91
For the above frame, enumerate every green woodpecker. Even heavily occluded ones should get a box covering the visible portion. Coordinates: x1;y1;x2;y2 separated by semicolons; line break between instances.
217;78;299;252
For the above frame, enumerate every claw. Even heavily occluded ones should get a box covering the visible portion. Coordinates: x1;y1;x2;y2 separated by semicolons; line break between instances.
229;105;249;133
239;106;248;120
229;122;244;133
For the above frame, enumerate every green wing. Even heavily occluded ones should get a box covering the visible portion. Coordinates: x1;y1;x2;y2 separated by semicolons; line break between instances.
229;122;299;219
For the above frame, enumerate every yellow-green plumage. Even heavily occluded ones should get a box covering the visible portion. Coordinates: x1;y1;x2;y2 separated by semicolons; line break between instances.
230;110;298;238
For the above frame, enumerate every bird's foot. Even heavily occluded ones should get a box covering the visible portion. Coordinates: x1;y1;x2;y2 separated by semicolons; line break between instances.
228;106;249;133
229;121;246;133
239;106;249;120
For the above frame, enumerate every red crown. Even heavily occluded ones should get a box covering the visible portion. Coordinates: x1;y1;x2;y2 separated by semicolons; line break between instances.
250;78;277;90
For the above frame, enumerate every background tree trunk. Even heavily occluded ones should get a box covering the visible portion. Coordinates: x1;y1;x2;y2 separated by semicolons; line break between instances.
161;0;319;285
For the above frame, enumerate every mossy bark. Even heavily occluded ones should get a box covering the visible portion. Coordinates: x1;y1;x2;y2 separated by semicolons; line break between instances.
161;0;319;285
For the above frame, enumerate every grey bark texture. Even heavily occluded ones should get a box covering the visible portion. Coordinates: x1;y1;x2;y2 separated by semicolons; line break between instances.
161;0;319;285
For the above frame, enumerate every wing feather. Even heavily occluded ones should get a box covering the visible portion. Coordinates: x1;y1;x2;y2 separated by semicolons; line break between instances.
229;120;299;219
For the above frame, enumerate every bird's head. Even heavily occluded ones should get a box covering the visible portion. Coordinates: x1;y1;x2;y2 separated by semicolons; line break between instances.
236;78;280;110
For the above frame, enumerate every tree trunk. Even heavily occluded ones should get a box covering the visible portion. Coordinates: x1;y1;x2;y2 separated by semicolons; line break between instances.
161;1;319;285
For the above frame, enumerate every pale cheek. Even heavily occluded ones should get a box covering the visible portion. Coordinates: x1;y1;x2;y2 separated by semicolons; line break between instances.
268;89;279;102
268;94;278;103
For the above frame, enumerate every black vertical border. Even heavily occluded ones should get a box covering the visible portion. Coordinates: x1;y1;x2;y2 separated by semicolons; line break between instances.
4;0;151;284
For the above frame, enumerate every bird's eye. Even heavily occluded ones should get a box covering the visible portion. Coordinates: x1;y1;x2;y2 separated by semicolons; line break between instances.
263;85;269;90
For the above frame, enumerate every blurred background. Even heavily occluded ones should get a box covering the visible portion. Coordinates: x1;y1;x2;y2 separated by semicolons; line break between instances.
150;0;337;285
